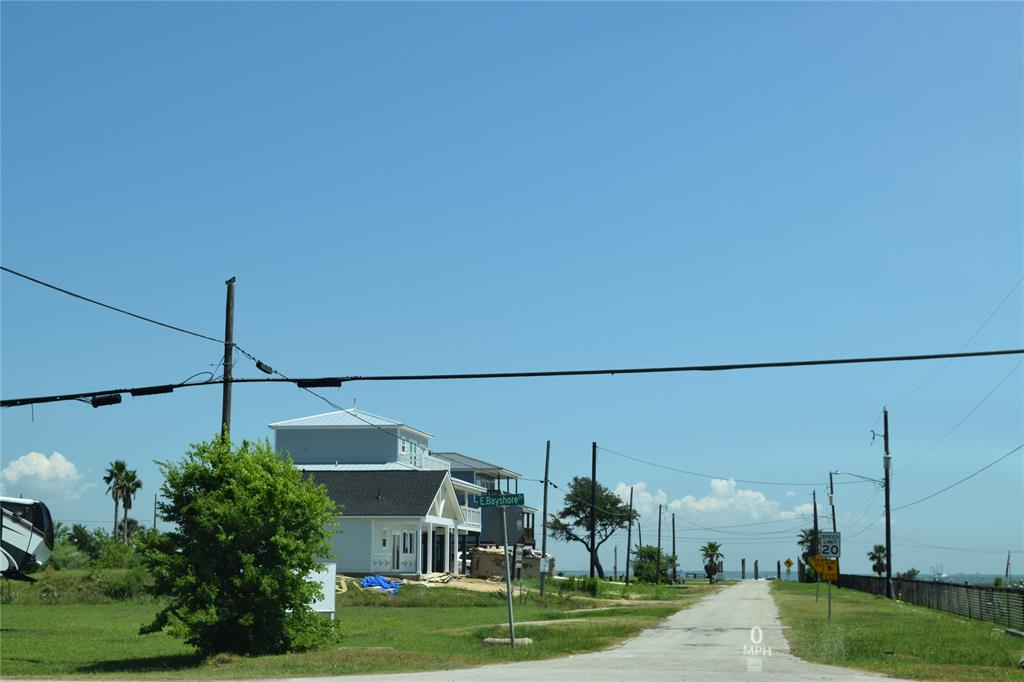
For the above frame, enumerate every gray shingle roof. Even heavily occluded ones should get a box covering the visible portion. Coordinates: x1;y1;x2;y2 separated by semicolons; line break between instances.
304;469;448;516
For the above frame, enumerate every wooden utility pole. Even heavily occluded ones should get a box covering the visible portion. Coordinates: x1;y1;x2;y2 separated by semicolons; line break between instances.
625;486;633;584
829;471;838;532
671;513;677;583
813;489;820;601
221;277;236;440
656;504;662;584
883;407;893;599
589;441;597;578
540;440;551;596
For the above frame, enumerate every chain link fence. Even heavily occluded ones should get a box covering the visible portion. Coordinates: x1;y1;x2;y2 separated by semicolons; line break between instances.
837;574;1024;629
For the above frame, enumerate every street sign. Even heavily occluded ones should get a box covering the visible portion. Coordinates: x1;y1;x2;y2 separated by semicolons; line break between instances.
819;531;841;558
480;493;525;507
818;559;839;581
784;558;793;569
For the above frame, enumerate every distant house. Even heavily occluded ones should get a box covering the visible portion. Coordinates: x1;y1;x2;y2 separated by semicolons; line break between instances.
269;409;494;576
432;451;538;548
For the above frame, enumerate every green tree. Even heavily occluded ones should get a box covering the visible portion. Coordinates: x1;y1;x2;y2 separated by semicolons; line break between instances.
68;523;101;559
116;517;143;545
548;477;638;579
700;541;724;583
119;469;143;544
139;437;338;656
631;544;678;584
897;567;920;580
103;460;128;542
797;528;819;556
867;544;887;576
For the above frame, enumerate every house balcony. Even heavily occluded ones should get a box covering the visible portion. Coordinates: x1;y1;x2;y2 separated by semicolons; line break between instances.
459;505;481;531
399;450;451;471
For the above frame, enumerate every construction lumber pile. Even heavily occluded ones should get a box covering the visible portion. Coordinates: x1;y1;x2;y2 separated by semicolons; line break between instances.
468;546;555;579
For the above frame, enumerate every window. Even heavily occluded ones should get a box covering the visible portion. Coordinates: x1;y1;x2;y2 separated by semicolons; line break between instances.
381;528;387;548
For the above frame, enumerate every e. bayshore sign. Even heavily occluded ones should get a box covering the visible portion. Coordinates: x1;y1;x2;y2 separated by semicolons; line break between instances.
479;493;525;507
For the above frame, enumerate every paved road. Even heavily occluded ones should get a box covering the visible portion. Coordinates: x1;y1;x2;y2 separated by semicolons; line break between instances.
319;580;904;682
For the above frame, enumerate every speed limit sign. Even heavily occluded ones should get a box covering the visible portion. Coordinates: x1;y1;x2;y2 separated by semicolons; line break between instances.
819;532;841;558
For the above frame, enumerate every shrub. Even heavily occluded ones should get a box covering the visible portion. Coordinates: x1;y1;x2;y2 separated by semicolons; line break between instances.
558;575;603;597
630;545;678;584
102;567;150;599
139;437;340;656
48;541;90;570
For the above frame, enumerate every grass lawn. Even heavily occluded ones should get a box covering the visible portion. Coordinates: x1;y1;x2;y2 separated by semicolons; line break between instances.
0;580;723;678
772;581;1024;682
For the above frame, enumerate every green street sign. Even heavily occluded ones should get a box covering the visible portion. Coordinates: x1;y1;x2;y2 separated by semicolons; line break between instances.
479;493;525;507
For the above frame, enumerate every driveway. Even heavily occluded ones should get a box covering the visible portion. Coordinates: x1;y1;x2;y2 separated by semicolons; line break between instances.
285;580;905;681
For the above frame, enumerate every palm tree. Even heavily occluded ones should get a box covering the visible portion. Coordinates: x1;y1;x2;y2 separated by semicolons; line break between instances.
797;528;820;555
867;544;887;576
103;460;128;541
700;541;724;583
120;468;143;544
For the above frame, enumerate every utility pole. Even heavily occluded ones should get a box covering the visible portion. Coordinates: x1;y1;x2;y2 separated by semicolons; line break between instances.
590;441;597;579
883;407;893;599
540;440;551;597
625;486;633;585
671;512;677;583
829;471;837;533
656;504;662;584
153;493;157;529
221;276;236;441
813;489;820;602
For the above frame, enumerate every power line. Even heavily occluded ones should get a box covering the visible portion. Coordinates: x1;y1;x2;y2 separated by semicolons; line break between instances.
897;358;1023;474
887;273;1024;407
893;442;1024;511
598;445;864;487
4;347;1024;408
1;266;223;344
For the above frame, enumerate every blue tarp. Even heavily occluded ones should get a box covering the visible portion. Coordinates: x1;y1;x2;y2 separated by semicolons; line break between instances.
360;575;402;595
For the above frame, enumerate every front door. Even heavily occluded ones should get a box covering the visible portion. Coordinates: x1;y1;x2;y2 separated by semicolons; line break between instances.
392;532;401;571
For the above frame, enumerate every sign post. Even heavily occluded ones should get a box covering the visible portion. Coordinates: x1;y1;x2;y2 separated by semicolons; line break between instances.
482;493;524;649
809;535;841;621
784;558;793;582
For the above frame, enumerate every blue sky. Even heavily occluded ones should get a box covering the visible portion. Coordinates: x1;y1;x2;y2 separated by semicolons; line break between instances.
2;2;1021;577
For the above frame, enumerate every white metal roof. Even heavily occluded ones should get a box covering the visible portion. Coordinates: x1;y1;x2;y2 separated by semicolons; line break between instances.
296;463;416;472
268;409;433;438
431;451;522;478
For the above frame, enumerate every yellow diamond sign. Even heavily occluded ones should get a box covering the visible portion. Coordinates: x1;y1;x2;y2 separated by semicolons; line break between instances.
784;558;793;569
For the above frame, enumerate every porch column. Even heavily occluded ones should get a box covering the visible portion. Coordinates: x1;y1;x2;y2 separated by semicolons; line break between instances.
426;525;433;574
415;523;422;576
443;527;451;573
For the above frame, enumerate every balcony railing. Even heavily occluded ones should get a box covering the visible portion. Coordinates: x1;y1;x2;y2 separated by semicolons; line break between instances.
398;450;451;471
460;505;481;529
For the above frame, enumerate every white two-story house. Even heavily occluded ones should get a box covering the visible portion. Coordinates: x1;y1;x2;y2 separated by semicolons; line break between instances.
269;409;486;576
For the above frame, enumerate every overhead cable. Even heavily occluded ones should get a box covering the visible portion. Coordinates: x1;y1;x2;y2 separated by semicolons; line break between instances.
4;347;1024;408
1;266;223;344
893;442;1024;511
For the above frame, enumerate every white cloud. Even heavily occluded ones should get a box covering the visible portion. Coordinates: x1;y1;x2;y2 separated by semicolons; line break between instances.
1;451;85;500
615;478;814;528
786;490;797;498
